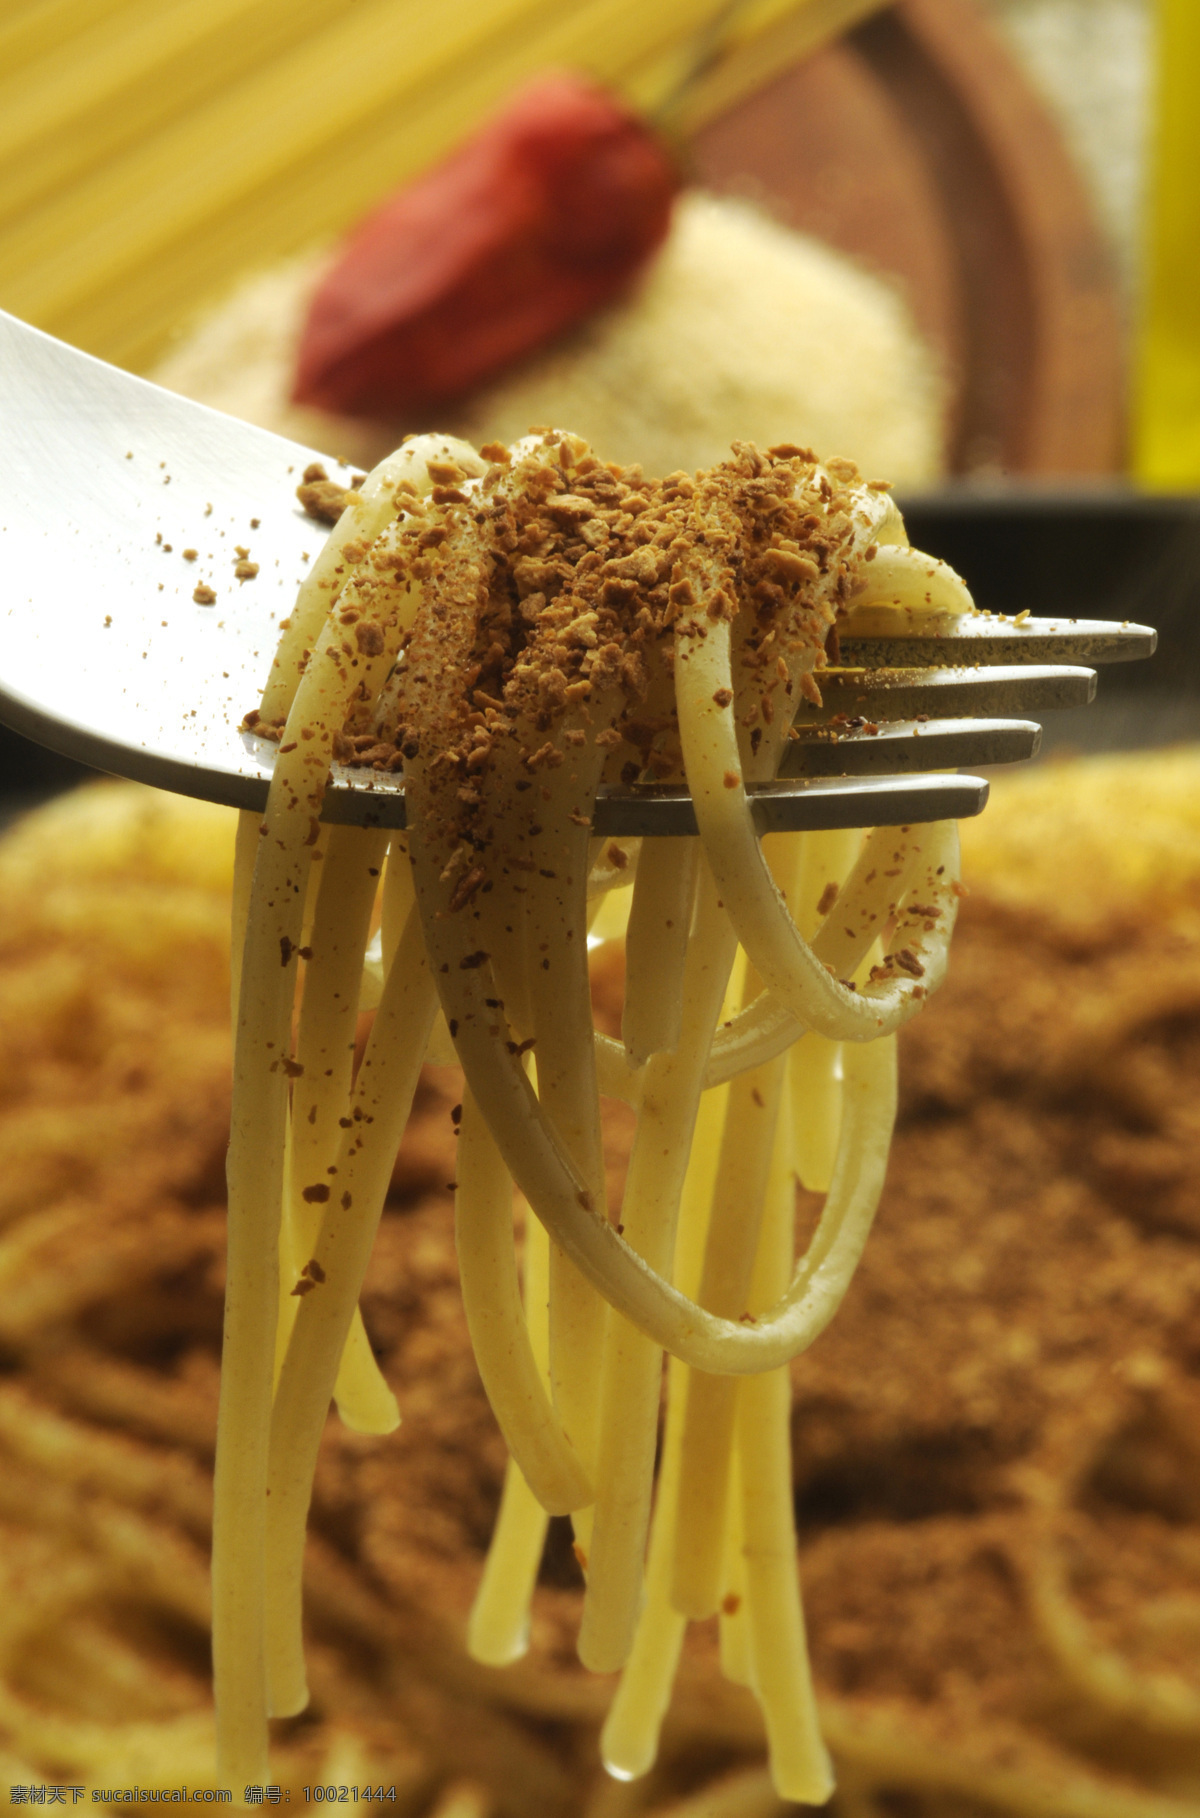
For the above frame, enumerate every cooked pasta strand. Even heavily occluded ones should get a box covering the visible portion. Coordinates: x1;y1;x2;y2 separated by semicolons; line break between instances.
674;614;932;1043
276;823;392;1430
738;1085;832;1804
621;837;697;1065
592;820;938;1099
456;1092;592;1514
260;437;483;723
230;806;259;1021
217;548;420;1773
467;1206;554;1665
523;764;613;1549
671;1049;785;1620
788;1034;842;1193
717;1451;755;1691
264;904;437;1718
600;1059;728;1778
579;864;735;1671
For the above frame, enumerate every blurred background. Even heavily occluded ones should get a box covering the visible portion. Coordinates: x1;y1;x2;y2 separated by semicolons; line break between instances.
0;0;1190;471
2;0;1199;804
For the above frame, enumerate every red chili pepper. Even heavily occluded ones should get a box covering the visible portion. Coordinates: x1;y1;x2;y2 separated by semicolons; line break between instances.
292;73;679;420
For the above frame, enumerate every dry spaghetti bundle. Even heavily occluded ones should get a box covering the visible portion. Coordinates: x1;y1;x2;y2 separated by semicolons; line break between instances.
220;432;970;1786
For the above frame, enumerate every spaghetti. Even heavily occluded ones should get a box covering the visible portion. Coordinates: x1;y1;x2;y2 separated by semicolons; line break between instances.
221;432;970;1788
7;751;1200;1810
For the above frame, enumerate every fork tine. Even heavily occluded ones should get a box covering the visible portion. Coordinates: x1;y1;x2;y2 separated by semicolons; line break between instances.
781;717;1041;777
840;616;1156;668
597;773;992;838
797;664;1097;722
587;772;991;838
316;769;993;837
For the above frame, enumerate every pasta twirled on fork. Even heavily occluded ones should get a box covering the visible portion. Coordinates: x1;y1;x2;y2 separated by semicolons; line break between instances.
219;432;970;1789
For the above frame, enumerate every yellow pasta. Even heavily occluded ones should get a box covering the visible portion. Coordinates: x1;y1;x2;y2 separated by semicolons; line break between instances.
9;746;1200;1810
217;428;970;1791
1;0;887;374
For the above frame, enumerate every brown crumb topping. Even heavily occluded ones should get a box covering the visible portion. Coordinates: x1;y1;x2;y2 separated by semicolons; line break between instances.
296;463;366;524
298;440;874;875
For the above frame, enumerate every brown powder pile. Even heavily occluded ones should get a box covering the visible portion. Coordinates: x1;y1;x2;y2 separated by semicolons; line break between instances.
321;437;870;885
273;437;872;784
3;753;1200;1812
149;194;946;488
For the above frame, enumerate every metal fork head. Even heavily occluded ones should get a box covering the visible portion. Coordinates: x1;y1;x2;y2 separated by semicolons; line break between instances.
606;613;1156;835
0;312;1157;837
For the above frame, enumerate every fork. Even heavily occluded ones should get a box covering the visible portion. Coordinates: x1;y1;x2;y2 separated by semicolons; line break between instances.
0;312;1155;836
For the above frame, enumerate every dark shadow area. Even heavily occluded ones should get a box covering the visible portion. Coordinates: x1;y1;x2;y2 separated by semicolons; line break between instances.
0;722;99;828
795;1426;1011;1533
898;487;1200;758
